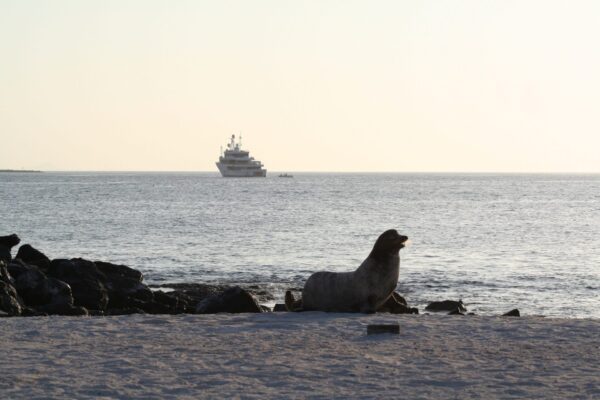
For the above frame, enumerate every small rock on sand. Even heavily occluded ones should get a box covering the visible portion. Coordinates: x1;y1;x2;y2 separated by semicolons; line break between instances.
425;300;467;313
502;308;520;317
367;324;400;335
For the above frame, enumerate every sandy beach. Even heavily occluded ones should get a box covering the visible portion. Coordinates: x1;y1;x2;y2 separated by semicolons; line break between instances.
1;313;598;399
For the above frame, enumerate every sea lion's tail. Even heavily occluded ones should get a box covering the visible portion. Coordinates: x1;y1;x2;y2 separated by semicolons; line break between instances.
284;290;303;312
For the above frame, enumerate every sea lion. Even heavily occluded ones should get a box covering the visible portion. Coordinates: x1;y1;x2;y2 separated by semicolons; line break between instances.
300;229;408;313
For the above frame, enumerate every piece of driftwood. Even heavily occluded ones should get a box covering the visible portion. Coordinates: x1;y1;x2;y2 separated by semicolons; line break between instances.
367;324;400;335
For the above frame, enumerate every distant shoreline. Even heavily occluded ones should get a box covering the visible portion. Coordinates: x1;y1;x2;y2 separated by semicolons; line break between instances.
0;169;42;173
2;170;600;175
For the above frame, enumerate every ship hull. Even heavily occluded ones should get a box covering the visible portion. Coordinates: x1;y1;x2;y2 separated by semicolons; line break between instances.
216;163;267;177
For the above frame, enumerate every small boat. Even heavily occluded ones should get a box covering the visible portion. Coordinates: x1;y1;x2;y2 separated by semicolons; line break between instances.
278;173;293;178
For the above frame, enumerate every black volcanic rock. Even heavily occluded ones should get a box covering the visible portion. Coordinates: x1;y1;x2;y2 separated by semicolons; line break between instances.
36;303;89;316
502;308;520;317
16;244;51;271
0;234;20;263
151;282;275;308
0;260;13;283
20;307;48;317
107;307;146;316
151;283;232;313
3;259;80;316
129;298;174;314
195;286;262;314
0;282;23;315
104;278;154;309
0;261;23;316
425;300;467;313
151;283;230;304
378;292;418;314
157;290;195;313
48;258;109;311
96;261;153;309
8;259;74;310
153;290;178;308
95;261;143;282
244;284;275;302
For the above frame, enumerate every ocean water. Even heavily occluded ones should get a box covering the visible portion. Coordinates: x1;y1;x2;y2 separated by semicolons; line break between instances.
1;172;599;318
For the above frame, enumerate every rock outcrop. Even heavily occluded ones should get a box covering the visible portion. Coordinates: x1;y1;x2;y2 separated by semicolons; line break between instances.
0;234;20;263
0;261;23;316
96;261;152;309
48;258;109;311
196;286;263;314
16;244;51;271
8;259;73;307
2;233;278;316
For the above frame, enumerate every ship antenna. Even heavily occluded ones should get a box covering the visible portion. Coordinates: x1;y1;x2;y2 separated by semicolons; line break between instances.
239;133;242;149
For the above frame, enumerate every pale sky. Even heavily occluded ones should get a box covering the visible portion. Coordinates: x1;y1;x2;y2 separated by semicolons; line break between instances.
1;0;599;172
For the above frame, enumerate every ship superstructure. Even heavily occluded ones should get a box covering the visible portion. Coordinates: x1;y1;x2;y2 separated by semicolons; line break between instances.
216;135;267;177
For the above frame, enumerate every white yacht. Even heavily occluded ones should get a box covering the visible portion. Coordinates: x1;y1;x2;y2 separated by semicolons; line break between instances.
216;135;267;177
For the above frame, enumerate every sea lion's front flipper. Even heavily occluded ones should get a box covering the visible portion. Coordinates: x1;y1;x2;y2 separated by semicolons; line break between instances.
360;295;378;314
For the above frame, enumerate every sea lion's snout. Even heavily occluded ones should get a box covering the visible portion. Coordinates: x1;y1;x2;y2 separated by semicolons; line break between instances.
398;235;409;248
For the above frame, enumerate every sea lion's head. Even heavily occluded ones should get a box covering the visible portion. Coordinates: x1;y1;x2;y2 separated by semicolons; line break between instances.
370;229;408;259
